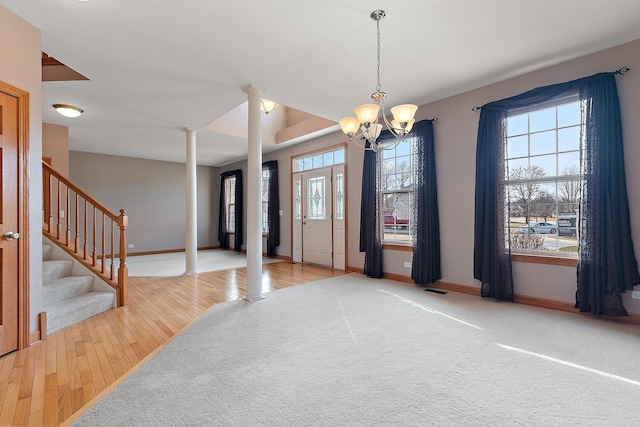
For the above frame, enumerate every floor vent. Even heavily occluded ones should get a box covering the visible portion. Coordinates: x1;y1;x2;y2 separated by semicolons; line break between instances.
425;288;447;295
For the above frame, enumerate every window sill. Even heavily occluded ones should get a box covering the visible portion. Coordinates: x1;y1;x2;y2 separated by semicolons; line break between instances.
382;243;412;252
511;253;578;267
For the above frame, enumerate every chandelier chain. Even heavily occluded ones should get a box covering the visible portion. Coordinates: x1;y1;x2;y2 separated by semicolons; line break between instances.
376;18;382;92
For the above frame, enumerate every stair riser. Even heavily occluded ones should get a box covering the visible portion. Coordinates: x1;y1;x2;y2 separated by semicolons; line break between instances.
42;244;53;261
43;276;94;305
42;260;73;281
46;292;115;335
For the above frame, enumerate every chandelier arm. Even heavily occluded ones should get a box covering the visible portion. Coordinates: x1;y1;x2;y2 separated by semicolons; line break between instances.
349;135;376;151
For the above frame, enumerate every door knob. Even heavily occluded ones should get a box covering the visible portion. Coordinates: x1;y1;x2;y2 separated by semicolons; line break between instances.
3;231;20;241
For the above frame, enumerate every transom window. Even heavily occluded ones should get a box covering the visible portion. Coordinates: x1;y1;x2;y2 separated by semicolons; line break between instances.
381;138;415;244
293;147;345;172
505;95;583;255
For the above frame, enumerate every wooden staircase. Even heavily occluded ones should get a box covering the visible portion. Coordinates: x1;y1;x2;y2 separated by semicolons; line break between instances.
42;161;128;336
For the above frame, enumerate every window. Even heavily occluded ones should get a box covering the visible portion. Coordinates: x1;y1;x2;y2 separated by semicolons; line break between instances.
334;172;344;220
225;176;236;232
380;138;415;244
262;167;270;233
505;96;582;255
293;147;345;172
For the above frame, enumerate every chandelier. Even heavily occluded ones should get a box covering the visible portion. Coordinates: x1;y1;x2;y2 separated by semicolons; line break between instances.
339;10;418;152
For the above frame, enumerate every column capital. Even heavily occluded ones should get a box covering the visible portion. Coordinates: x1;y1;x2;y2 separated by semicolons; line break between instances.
183;127;197;136
242;84;264;97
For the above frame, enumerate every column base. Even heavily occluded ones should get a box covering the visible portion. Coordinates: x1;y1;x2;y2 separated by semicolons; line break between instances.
243;294;266;302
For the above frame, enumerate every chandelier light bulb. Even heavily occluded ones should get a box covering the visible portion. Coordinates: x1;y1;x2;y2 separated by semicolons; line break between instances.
354;103;380;124
339;117;360;136
390;104;418;124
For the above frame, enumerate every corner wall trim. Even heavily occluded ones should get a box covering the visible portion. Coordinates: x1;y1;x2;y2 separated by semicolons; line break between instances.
29;312;47;345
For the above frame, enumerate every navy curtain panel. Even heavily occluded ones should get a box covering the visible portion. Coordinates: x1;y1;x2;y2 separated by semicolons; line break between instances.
263;160;280;257
359;139;383;278
576;74;640;315
411;119;441;285
218;169;243;252
474;71;639;313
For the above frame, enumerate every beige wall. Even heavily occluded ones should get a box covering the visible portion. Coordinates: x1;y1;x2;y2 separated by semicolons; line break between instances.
69;151;220;254
222;39;640;315
0;6;43;331
42;123;69;177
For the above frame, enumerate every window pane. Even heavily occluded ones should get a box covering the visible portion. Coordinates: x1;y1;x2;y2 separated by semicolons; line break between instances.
396;140;411;156
334;148;345;164
307;176;326;220
507;114;528;136
294;179;302;220
323;151;333;166
529;107;556;132
530;130;556;156
335;173;344;220
558;152;579;176
558;126;580;152
301;157;311;171
530;154;556;176
312;154;323;169
557;181;581;204
558;101;581;127
507;135;528;159
508;157;529;174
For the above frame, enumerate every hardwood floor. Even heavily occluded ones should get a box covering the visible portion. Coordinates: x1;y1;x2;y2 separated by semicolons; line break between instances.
0;261;345;426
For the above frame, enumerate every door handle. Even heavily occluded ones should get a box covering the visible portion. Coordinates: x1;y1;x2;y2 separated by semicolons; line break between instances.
4;231;20;241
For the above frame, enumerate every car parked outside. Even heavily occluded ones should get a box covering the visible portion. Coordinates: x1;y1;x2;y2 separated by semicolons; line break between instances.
517;222;558;234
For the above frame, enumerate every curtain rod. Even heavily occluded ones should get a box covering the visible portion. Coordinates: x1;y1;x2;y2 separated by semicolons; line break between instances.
470;66;630;111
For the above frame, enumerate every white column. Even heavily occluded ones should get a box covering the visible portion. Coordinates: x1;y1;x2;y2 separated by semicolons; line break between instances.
242;84;265;301
184;128;198;275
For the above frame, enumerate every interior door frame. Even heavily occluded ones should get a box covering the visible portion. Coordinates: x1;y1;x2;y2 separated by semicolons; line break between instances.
1;80;31;350
290;143;347;270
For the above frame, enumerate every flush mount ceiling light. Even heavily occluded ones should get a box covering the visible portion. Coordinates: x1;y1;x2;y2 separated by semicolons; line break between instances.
53;104;84;118
261;99;278;115
339;10;418;152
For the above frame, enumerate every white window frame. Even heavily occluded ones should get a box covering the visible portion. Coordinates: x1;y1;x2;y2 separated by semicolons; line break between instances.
380;137;416;245
504;94;583;257
225;175;236;232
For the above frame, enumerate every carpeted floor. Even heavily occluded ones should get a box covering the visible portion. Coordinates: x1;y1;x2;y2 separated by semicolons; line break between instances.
122;249;282;277
73;274;640;426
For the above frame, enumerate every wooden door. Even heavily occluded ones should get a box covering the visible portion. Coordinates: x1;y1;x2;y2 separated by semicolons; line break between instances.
302;167;333;267
0;90;20;355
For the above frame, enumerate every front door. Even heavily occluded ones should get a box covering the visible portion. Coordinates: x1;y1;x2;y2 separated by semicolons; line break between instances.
302;167;333;267
0;90;20;355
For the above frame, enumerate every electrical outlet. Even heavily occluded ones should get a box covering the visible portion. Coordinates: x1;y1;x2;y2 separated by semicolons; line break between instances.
128;244;134;249
632;290;640;299
403;261;412;268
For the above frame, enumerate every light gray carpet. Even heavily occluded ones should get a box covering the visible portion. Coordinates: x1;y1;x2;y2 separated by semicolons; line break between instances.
122;249;282;277
74;274;640;426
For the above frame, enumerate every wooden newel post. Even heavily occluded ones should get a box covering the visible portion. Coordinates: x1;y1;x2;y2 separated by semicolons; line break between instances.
117;209;129;306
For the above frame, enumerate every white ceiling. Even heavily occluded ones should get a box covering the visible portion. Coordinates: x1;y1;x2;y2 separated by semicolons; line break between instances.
3;0;640;167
